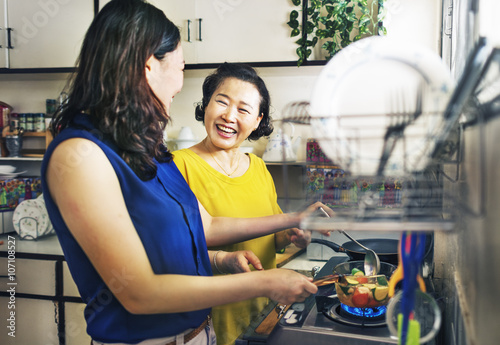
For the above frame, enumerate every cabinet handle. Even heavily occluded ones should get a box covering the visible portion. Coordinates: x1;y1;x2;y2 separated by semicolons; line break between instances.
7;28;14;49
0;27;2;48
444;4;453;38
187;19;192;42
198;18;202;42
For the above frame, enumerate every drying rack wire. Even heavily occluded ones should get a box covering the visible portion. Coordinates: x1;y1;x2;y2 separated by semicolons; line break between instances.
276;101;458;232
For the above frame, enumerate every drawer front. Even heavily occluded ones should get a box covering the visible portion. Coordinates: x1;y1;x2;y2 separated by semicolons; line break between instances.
0;258;56;295
0;297;58;344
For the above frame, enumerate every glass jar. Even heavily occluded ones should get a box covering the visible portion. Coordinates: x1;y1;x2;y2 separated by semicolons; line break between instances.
18;113;27;131
46;99;57;116
34;113;45;132
25;113;34;132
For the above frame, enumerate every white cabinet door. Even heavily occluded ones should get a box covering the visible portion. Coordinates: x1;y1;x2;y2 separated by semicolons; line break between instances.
100;0;297;65
194;0;298;63
6;0;94;68
0;0;8;68
147;0;197;65
99;0;198;64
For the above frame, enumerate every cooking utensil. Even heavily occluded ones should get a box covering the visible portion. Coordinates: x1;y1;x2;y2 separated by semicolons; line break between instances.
319;207;380;275
312;273;348;287
386;232;427;345
311;238;399;265
386;289;442;344
332;260;396;308
255;304;291;335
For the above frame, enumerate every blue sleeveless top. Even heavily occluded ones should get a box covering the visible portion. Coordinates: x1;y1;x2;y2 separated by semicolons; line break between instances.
41;114;212;343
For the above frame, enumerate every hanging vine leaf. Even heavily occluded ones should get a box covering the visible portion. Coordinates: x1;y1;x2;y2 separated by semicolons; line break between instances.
287;0;386;66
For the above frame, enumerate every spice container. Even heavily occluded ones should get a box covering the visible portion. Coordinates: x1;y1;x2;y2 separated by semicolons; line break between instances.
18;113;27;131
25;113;34;132
46;99;57;116
34;113;45;132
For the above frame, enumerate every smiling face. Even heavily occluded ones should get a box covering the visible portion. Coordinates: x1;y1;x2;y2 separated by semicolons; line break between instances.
204;77;263;150
145;44;185;114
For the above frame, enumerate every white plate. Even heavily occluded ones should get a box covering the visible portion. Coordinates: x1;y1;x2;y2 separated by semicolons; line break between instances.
0;171;28;179
309;36;454;176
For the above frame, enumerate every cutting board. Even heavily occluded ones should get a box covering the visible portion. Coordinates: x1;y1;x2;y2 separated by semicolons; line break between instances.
276;244;305;268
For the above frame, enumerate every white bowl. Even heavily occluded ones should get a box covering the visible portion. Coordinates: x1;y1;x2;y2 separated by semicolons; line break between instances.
0;165;16;174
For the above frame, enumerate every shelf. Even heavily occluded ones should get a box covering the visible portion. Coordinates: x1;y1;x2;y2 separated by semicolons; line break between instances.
301;213;456;232
0;157;43;161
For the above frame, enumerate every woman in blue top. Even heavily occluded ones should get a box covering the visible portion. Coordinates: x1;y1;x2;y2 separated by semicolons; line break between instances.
42;1;326;344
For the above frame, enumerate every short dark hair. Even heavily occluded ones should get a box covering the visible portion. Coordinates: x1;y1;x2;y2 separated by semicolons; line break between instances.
195;63;273;141
52;0;180;180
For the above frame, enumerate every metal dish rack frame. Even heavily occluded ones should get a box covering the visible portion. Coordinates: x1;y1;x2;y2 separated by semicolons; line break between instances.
275;102;459;232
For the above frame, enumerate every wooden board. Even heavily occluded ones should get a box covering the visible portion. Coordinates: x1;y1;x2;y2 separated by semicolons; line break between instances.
276;244;305;268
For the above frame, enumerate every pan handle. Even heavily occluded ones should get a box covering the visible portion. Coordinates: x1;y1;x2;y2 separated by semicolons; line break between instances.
311;238;345;253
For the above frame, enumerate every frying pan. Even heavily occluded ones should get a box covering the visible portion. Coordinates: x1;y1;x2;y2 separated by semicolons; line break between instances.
311;238;399;265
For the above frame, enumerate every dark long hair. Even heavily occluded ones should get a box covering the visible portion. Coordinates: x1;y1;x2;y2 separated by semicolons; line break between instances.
51;0;180;180
195;63;273;141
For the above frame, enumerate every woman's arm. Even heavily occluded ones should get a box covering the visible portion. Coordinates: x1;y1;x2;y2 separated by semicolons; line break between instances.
199;200;326;247
209;250;264;274
46;139;317;314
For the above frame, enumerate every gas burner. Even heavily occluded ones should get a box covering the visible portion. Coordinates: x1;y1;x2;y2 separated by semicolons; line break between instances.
340;303;387;318
323;299;387;327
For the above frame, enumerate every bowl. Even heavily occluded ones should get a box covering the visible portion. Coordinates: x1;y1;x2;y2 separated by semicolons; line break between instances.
0;165;16;174
333;260;396;308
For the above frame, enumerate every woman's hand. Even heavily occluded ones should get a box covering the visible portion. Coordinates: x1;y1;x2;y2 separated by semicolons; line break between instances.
297;201;335;222
215;250;263;274
286;228;311;249
263;269;318;305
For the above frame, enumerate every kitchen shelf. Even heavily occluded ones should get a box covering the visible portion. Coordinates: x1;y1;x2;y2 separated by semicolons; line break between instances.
0;157;43;161
301;212;456;232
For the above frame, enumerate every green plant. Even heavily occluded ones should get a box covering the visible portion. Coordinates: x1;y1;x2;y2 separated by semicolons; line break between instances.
287;0;386;66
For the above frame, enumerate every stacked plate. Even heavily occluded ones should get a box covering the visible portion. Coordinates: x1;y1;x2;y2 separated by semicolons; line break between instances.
0;165;27;179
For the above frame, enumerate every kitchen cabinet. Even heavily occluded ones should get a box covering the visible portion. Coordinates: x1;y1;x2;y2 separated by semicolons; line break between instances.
0;0;94;69
0;234;90;345
99;0;298;65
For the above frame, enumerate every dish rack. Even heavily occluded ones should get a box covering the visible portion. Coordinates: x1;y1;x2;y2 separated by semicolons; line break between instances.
276;101;458;232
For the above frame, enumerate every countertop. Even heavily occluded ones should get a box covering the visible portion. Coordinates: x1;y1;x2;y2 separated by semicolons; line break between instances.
0;233;63;259
0;234;328;272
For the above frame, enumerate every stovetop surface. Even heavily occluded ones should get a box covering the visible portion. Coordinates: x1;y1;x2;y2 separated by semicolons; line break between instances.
266;256;398;345
238;256;436;345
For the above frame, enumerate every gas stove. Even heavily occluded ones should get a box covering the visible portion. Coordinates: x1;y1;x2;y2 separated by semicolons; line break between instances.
237;256;438;345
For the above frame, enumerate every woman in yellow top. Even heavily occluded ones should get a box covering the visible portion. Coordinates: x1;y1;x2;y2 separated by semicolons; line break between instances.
173;63;314;345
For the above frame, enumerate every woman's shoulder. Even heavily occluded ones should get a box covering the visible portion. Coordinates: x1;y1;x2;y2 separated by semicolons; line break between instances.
172;148;199;164
247;153;268;170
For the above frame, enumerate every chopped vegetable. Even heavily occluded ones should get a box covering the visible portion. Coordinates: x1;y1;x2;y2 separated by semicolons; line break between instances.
352;286;371;307
373;286;389;302
351;268;364;276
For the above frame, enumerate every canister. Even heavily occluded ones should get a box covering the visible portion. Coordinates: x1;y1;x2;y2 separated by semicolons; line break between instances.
25;113;34;132
34;113;45;132
18;113;27;131
46;99;57;116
